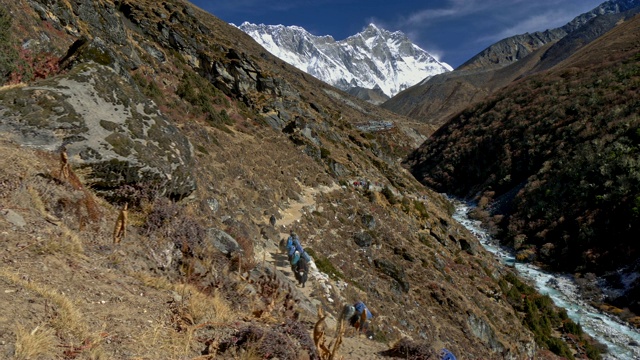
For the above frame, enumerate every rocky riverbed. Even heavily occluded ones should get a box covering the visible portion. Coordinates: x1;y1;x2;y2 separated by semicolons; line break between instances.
452;201;640;360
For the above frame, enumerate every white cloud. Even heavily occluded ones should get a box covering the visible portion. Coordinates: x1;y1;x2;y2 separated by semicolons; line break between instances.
405;0;483;24
403;0;538;25
478;1;604;43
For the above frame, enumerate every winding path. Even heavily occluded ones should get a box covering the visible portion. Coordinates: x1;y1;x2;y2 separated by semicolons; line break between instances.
255;182;390;360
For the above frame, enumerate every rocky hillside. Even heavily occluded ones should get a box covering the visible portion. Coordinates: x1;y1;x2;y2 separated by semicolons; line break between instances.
382;0;640;127
405;12;640;322
0;0;604;359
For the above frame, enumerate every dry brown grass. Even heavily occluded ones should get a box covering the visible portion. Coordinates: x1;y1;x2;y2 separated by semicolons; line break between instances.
0;269;88;344
0;82;26;91
35;225;85;255
134;273;235;325
134;272;175;291
136;320;195;359
128;277;237;358
26;185;47;217
175;284;234;324
13;324;58;360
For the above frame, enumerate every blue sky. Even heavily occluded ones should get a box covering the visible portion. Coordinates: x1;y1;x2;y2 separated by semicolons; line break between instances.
192;0;605;69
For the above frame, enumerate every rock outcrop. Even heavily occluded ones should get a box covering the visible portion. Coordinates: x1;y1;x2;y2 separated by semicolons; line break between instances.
0;63;195;199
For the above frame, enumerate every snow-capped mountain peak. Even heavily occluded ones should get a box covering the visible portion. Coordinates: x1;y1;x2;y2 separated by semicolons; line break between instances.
237;22;452;102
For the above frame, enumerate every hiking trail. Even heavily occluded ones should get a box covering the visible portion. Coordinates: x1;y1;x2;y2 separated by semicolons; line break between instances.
255;182;390;359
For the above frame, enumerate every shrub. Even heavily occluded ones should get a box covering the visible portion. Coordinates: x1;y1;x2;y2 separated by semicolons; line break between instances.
499;273;602;359
305;248;344;280
176;70;234;128
320;147;331;159
414;200;429;219
141;198;206;256
132;72;162;99
379;337;435;359
217;325;296;359
381;186;397;205
0;8;17;84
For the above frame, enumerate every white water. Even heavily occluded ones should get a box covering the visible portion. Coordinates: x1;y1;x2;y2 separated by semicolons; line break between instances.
452;202;640;360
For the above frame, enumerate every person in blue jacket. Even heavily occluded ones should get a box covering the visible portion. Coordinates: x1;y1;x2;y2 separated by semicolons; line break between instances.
349;301;373;333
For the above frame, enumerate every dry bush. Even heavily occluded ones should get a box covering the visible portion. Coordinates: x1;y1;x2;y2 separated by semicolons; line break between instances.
111;182;161;210
217;324;298;359
15;159;103;231
141;198;206;256
53;157;103;226
281;318;318;358
131;280;237;358
173;284;234;325
13;324;58;360
314;305;344;360
225;223;256;272
137;270;237;318
26;185;47;216
36;225;85;256
379;337;435;359
250;272;300;321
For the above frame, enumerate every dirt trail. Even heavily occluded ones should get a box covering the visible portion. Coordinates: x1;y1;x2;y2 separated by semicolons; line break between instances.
255;182;391;359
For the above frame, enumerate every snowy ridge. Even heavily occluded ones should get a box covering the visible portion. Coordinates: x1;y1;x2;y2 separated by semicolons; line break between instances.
237;22;452;99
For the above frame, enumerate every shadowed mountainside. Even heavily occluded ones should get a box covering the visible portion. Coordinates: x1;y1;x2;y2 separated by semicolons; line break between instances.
405;13;640;321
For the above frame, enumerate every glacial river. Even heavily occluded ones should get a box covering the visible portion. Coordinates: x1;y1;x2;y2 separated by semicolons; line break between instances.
452;202;640;360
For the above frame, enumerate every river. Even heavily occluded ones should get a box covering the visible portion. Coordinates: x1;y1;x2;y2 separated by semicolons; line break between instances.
452;202;640;360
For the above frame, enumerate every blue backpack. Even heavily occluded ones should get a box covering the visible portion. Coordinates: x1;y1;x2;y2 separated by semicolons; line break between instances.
287;235;300;248
354;301;373;320
439;348;456;360
301;250;311;262
290;251;301;266
288;236;301;256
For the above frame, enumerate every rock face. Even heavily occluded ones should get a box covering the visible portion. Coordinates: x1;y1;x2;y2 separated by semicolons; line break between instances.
0;63;196;199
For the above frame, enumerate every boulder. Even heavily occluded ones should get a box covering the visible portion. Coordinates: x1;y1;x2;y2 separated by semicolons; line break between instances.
354;231;373;247
206;228;241;256
0;63;196;201
374;258;410;293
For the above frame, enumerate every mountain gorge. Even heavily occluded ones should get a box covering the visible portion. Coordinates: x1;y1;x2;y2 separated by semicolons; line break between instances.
405;11;640;323
0;0;595;359
238;22;452;104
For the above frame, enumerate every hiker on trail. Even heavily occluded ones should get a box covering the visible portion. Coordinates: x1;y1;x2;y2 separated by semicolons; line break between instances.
286;230;303;260
347;301;373;334
294;253;309;288
290;250;301;271
438;348;457;360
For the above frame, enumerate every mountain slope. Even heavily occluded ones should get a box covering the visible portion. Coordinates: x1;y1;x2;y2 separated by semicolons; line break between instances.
383;0;640;127
405;12;640;318
0;0;592;359
238;22;452;103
